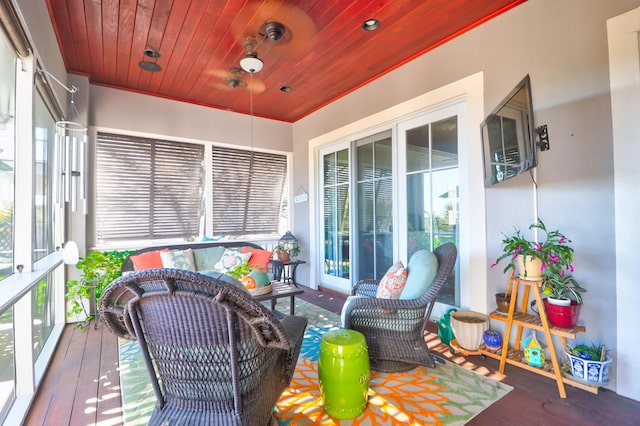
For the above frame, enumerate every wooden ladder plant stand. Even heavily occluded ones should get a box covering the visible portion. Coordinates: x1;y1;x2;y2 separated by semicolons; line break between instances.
480;277;598;398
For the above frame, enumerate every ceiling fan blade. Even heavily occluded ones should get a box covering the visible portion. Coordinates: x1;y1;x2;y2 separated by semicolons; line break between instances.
247;78;266;94
208;67;265;95
232;1;316;58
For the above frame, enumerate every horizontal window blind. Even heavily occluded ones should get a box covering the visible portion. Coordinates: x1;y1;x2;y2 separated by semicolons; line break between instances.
96;133;204;242
211;147;287;235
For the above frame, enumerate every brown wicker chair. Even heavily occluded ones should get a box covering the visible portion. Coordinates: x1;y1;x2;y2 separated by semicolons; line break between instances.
100;268;307;426
342;243;457;372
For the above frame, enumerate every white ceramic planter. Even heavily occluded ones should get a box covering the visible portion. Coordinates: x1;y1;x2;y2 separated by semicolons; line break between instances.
547;296;571;306
450;311;489;351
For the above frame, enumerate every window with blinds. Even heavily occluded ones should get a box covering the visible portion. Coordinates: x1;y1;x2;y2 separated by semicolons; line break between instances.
211;146;287;235
95;133;205;242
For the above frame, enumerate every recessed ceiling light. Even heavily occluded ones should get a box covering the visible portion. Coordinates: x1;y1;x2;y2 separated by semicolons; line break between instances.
140;48;161;72
280;86;292;93
143;48;161;58
362;19;380;31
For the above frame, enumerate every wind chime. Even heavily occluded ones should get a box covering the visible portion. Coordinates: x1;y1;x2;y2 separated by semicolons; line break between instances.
40;69;88;214
56;119;87;214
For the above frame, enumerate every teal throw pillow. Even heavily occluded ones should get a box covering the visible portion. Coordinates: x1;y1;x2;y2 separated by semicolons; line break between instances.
193;246;225;271
399;249;439;300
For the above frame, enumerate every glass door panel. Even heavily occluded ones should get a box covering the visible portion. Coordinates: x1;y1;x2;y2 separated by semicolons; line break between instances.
322;148;350;287
356;131;393;281
402;113;460;306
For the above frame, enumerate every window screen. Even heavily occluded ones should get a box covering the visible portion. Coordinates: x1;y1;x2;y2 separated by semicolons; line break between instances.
95;133;204;242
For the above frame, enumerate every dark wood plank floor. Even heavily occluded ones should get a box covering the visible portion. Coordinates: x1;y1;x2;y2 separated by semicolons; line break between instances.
24;286;640;425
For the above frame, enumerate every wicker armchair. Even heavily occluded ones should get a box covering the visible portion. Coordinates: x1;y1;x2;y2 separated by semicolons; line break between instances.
342;243;457;372
100;268;308;426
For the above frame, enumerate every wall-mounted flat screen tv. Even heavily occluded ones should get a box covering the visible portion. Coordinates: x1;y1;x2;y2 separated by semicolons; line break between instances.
481;75;537;186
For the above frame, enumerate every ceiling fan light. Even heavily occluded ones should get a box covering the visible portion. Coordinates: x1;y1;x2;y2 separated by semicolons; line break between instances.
240;54;264;73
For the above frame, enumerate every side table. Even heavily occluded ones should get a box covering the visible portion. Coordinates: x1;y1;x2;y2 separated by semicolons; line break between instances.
271;259;305;287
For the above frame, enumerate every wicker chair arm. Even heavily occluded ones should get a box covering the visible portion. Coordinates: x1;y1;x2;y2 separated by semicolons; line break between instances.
352;279;379;297
278;315;308;382
100;278;138;340
342;294;427;329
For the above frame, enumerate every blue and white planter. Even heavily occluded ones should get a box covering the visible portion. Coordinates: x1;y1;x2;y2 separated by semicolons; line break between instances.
566;351;612;385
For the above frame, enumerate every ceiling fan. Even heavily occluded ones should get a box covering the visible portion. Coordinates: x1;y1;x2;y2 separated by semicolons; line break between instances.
210;1;316;101
231;1;316;75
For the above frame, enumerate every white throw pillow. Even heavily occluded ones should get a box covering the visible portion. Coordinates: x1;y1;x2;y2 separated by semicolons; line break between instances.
214;249;252;273
160;248;196;271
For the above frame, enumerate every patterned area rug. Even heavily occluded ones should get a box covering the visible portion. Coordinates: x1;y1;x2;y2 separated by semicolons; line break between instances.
118;299;512;425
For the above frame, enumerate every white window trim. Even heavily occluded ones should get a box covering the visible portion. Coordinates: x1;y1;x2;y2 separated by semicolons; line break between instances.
308;72;487;315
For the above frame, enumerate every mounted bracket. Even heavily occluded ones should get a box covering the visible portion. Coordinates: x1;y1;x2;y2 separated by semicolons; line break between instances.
536;125;550;151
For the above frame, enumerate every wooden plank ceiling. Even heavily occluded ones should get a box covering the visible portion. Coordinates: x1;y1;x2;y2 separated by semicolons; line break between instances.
45;0;526;122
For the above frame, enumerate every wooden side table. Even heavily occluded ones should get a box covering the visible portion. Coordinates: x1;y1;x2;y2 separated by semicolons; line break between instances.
252;281;304;315
271;259;305;287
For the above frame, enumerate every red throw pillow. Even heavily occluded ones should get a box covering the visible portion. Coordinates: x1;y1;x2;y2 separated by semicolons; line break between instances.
375;261;408;299
242;247;273;271
130;248;169;270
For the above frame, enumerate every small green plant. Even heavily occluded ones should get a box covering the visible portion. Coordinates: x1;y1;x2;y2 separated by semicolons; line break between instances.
66;250;133;329
543;273;587;304
274;244;300;257
568;343;606;361
226;261;253;280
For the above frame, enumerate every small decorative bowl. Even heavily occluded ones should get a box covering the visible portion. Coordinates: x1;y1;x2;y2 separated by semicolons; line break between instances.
483;330;503;350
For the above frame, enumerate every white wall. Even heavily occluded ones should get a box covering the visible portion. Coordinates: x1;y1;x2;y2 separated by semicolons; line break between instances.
292;0;640;397
608;6;640;402
89;85;292;152
86;85;293;248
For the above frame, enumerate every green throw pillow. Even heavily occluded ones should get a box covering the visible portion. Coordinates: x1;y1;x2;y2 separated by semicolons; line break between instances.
399;249;439;300
193;246;225;271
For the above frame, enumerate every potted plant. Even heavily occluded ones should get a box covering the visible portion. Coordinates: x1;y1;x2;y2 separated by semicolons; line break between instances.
66;250;132;329
491;219;574;280
543;273;586;305
491;219;586;327
564;343;612;385
274;243;300;263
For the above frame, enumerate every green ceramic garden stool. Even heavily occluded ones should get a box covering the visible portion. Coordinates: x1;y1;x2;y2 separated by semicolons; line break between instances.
318;328;370;419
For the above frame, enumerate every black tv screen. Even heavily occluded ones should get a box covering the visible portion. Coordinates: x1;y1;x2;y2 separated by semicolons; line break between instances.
481;75;537;186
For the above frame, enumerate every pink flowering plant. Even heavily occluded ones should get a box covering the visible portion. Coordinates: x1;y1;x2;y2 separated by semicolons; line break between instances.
491;219;586;302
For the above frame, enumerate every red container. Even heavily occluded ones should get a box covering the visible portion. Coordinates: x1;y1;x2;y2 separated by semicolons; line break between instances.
543;298;581;328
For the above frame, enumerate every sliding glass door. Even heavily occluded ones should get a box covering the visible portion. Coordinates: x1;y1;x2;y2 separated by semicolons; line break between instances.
318;102;462;303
